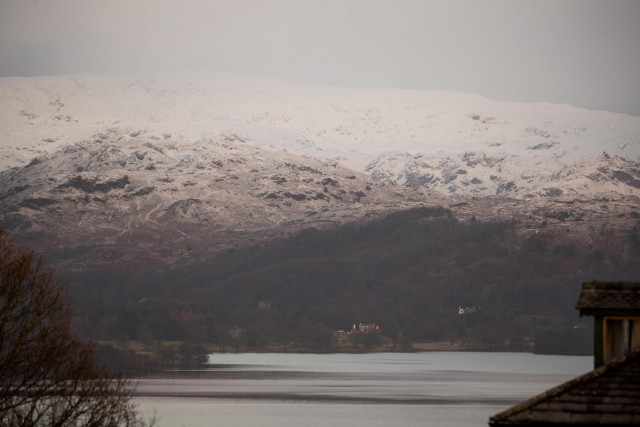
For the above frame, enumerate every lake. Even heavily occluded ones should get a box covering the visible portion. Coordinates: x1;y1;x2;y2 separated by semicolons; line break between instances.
134;352;592;427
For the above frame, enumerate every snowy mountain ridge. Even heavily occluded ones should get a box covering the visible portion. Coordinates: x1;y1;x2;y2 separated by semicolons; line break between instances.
1;72;639;268
1;72;639;199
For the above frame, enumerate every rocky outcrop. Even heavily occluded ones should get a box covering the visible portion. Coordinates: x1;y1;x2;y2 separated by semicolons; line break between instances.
0;134;439;268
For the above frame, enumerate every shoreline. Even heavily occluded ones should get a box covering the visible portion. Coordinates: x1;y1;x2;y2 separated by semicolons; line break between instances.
99;338;499;355
95;339;591;376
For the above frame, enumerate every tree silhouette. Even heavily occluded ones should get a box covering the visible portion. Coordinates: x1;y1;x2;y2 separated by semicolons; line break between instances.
0;231;149;426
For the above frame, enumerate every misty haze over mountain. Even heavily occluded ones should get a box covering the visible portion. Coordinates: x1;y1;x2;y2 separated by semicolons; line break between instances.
1;0;640;116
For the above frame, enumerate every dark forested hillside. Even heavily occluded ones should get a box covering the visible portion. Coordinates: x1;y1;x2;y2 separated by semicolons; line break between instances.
67;207;640;353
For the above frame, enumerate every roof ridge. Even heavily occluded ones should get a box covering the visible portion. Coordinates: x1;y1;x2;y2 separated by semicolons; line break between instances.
489;351;640;425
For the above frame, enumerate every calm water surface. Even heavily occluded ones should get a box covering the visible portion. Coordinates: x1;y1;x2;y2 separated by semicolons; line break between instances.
134;352;592;427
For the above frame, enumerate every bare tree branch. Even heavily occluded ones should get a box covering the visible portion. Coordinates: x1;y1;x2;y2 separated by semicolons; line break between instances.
0;230;151;426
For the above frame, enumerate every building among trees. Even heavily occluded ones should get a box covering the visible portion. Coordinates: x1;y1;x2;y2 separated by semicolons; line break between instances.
336;322;380;335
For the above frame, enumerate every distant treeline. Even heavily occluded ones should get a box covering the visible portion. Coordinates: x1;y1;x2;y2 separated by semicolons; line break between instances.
66;207;640;354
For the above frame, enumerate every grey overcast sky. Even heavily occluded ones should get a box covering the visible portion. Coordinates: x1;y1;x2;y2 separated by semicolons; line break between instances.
1;0;639;115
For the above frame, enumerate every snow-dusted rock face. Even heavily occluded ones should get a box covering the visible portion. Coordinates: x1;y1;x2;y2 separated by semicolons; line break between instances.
1;73;639;199
0;133;438;266
365;151;640;198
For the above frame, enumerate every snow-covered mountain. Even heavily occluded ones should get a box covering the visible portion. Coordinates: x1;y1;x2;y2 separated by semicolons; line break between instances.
1;72;639;199
1;73;639;268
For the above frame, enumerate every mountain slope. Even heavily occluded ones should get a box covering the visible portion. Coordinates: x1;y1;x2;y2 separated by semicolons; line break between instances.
68;207;640;351
1;72;639;271
0;133;437;268
1;73;639;199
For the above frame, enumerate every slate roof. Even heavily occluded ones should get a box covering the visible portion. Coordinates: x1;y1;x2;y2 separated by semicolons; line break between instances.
575;281;640;316
489;352;640;426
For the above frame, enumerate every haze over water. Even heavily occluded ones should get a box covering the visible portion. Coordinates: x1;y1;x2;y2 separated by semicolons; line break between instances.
135;352;592;427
